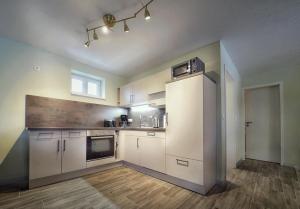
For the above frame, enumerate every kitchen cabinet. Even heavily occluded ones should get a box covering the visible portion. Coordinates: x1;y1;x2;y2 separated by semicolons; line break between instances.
29;131;62;179
61;131;86;173
29;130;87;180
120;83;132;106
121;134;140;165
120;131;166;173
165;74;216;191
139;136;165;173
119;69;171;107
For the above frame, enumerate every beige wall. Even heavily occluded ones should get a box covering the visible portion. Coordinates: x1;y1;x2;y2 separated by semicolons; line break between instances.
0;38;126;165
220;42;243;180
127;42;220;82
243;67;300;169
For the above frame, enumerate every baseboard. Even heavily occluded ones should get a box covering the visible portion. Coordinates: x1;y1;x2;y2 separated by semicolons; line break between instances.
282;162;300;171
236;159;244;168
0;177;28;191
29;161;123;189
123;161;208;195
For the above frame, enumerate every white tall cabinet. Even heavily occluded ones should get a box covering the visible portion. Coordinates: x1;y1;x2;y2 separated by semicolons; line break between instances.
165;74;216;192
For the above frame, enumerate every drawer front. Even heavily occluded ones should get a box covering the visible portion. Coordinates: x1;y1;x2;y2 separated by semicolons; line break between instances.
30;131;61;139
166;155;203;185
62;130;86;138
123;131;165;138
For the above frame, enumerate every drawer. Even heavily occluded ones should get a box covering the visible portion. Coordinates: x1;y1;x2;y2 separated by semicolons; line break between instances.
30;131;61;139
166;154;203;185
123;131;165;138
62;130;86;138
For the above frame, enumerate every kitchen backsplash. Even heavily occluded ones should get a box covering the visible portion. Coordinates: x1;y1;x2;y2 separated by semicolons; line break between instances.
128;108;165;128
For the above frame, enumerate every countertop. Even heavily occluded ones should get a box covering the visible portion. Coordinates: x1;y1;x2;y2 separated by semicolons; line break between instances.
26;127;166;132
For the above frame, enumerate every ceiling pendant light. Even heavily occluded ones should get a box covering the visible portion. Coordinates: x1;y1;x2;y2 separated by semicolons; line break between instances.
84;41;90;48
93;30;99;40
124;21;130;33
144;6;151;20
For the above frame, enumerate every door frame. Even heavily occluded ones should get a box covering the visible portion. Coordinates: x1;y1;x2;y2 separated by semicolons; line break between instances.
243;82;284;165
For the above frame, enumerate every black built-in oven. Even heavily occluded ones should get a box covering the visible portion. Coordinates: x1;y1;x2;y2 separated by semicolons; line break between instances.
86;131;115;161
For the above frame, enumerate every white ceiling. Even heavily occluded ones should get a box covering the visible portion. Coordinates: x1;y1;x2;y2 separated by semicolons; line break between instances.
0;0;299;77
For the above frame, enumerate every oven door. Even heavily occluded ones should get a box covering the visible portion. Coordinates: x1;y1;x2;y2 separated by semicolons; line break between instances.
86;135;115;161
172;61;190;79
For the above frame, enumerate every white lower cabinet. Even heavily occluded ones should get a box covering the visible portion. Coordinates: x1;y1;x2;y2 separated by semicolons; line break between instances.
166;155;203;185
122;135;140;165
30;131;62;180
30;130;86;180
139;136;166;173
120;131;166;173
61;131;86;173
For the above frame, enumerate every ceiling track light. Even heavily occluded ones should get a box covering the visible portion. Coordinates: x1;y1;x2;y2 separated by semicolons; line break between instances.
93;30;99;40
144;6;151;20
84;0;154;46
124;20;130;33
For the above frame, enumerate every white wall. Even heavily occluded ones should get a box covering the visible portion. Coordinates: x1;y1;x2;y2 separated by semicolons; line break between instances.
0;38;126;185
220;41;243;180
243;67;300;170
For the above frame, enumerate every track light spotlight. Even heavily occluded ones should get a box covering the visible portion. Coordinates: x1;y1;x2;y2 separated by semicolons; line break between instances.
93;30;99;40
84;41;90;48
144;6;151;20
124;21;130;32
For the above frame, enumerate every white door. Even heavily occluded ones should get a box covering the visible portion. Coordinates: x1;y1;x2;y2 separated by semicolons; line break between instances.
62;136;86;173
139;136;166;173
122;135;139;165
245;85;281;163
166;75;203;161
29;131;61;179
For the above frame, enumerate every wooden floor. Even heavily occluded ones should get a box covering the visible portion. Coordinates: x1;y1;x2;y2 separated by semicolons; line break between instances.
0;159;299;209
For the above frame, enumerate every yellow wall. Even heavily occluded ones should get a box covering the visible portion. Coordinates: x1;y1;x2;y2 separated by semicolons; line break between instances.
0;38;126;164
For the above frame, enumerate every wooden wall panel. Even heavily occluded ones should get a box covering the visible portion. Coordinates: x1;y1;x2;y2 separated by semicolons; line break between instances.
25;95;127;128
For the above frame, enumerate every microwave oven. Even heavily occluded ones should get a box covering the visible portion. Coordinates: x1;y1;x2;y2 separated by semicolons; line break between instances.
171;57;205;79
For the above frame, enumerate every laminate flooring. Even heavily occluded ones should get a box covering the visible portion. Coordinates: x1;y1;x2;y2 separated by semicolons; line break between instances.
0;159;299;209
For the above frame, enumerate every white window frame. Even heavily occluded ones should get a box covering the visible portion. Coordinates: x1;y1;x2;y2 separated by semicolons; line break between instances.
71;70;106;99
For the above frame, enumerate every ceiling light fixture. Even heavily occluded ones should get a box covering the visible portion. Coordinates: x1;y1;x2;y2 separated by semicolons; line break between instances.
124;20;130;33
84;0;154;46
84;41;90;48
93;30;98;40
144;6;151;20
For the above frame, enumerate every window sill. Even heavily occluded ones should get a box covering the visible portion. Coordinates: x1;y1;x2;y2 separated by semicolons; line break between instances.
71;93;106;100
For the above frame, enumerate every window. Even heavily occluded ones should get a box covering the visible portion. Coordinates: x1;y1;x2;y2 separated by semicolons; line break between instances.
71;70;105;99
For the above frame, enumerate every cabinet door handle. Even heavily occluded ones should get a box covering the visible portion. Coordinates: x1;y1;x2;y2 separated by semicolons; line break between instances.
63;140;66;152
137;138;139;148
147;132;155;136
166;113;168;126
57;140;60;152
176;159;189;167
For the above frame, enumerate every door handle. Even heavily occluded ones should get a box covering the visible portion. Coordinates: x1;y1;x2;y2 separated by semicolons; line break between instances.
63;140;66;152
245;121;253;127
57;140;60;153
176;159;189;167
166;113;168;126
137;137;139;148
